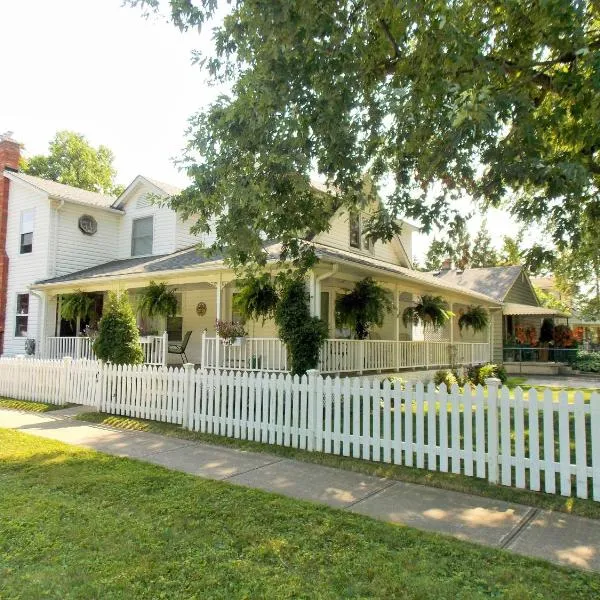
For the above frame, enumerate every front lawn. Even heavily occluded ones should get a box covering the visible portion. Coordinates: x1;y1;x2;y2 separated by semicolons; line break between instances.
0;397;63;412
1;430;598;599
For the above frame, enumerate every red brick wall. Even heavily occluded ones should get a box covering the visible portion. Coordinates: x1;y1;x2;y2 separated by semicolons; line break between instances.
0;137;21;353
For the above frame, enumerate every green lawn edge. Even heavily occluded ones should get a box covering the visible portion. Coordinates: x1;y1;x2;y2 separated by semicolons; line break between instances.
0;397;64;413
1;428;599;599
75;410;600;520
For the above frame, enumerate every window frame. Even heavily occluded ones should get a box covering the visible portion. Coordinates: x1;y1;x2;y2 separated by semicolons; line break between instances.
131;216;154;257
349;212;375;254
19;209;34;254
15;293;29;337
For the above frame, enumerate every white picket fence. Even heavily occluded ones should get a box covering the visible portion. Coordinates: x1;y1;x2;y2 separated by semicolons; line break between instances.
1;356;599;501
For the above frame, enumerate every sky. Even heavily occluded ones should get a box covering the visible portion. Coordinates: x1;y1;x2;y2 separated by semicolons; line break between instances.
1;0;519;263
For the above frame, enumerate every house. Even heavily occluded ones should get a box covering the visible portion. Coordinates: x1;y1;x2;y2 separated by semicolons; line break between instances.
432;265;569;364
1;134;502;374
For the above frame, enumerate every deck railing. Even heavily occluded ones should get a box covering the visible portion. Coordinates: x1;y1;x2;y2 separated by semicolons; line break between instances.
201;336;490;374
43;333;168;366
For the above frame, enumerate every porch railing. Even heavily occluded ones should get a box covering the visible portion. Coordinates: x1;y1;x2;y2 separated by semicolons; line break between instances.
201;336;490;374
43;333;168;366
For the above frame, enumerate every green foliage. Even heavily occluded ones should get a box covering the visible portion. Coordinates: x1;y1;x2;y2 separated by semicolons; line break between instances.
137;281;178;319
274;278;328;376
424;238;451;271
129;1;600;271
468;363;508;386
335;277;393;340
60;291;95;322
457;306;489;334
22;130;122;195
573;351;600;373
499;236;523;267
539;318;555;344
215;319;246;340
402;295;452;331
470;220;499;268
433;369;458;389
93;292;144;365
234;273;279;323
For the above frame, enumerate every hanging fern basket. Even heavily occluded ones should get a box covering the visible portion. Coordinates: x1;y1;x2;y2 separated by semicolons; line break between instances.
458;306;489;333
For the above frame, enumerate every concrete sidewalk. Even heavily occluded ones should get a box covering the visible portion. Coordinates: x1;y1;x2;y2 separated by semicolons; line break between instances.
1;406;599;572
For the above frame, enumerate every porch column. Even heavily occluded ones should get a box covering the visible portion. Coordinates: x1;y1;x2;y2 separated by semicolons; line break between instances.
449;303;454;345
395;286;400;371
309;272;316;317
33;290;47;358
489;308;494;363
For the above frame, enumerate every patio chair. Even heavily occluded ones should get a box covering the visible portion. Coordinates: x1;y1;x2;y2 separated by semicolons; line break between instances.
168;330;192;363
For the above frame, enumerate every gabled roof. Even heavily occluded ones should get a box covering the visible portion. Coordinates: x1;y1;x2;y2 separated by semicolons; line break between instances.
431;266;523;302
4;170;117;209
112;175;182;209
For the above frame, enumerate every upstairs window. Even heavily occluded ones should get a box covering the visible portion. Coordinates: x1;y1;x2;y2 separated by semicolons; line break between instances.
15;294;29;337
20;209;34;254
349;212;374;254
131;216;153;256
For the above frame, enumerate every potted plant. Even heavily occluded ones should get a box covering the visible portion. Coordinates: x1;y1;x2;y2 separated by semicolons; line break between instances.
215;319;247;345
137;281;178;327
335;277;393;339
234;273;279;323
60;290;96;334
402;295;453;330
457;305;489;334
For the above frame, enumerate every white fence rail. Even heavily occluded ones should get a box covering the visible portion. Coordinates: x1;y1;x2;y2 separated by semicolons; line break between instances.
2;357;598;501
43;333;168;365
202;336;490;374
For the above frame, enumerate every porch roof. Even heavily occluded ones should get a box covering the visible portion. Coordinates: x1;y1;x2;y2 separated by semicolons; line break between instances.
503;303;570;318
33;240;501;306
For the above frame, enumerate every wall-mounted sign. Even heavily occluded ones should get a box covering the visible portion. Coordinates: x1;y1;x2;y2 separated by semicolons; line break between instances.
78;214;98;236
196;302;207;316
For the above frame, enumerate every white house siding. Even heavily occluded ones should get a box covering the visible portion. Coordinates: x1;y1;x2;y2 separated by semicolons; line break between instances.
312;207;409;268
118;182;177;258
175;215;207;251
53;203;121;277
3;182;51;356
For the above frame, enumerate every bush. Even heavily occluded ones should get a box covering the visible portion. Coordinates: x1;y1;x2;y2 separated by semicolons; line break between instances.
572;351;600;373
433;369;457;389
93;292;144;365
274;278;328;376
469;363;508;385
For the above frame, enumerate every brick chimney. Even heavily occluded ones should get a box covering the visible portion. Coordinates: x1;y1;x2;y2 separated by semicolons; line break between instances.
0;132;22;354
441;257;453;270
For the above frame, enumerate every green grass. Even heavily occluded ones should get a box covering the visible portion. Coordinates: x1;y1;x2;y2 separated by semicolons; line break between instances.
1;429;598;599
0;397;64;412
76;410;600;520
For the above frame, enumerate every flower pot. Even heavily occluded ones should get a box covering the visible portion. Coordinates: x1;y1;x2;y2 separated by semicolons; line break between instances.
221;336;245;347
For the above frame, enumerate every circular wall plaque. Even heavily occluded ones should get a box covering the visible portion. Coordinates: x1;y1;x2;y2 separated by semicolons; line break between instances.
78;214;98;235
196;302;207;316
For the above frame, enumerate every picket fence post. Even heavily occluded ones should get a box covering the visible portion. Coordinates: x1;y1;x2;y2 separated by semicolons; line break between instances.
485;377;501;484
59;356;72;405
161;331;168;366
182;363;194;429
95;360;104;411
591;393;600;501
306;369;320;451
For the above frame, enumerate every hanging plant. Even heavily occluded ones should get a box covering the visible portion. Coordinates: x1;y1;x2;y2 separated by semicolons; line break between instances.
234;273;279;323
402;295;453;330
137;281;178;319
335;277;393;339
60;290;95;322
458;305;489;333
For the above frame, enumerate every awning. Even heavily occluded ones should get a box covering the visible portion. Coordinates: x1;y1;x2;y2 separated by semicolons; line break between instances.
502;303;570;318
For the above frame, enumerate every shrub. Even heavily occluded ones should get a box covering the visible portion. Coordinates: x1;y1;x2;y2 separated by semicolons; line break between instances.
539;318;555;344
433;369;457;389
553;324;575;348
93;292;144;365
275;278;328;376
469;363;508;385
572;351;600;373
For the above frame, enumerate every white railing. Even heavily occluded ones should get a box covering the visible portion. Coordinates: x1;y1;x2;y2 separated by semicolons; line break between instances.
43;333;168;366
203;335;288;372
2;357;599;502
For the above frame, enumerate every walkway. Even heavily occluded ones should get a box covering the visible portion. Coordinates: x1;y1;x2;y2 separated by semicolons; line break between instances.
2;406;600;573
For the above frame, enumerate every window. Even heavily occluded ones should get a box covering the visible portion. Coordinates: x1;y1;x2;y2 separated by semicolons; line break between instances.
131;216;153;256
349;212;374;254
349;212;361;248
15;294;29;337
166;293;183;341
20;209;34;254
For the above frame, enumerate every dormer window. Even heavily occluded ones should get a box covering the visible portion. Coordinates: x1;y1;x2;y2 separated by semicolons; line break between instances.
349;212;374;253
131;216;153;256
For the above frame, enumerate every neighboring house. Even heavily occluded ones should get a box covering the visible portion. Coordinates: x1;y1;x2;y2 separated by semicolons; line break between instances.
1;135;503;374
432;265;568;362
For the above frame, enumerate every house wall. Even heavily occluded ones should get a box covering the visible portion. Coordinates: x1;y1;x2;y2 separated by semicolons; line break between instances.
53;203;121;278
175;215;208;251
118;181;177;258
312;207;411;267
2;181;51;356
505;273;539;306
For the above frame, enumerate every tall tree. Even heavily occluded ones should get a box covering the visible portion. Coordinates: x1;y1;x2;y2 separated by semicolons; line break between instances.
499;236;523;266
424;238;451;271
22;131;123;195
129;1;600;273
470;220;499;268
